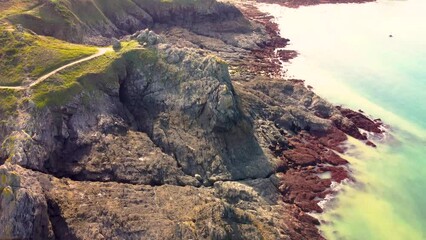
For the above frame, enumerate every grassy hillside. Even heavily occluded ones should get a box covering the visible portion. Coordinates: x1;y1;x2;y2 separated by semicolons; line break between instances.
0;23;97;86
0;89;19;117
7;0;150;42
6;0;232;43
0;0;42;19
30;39;173;109
31;41;140;108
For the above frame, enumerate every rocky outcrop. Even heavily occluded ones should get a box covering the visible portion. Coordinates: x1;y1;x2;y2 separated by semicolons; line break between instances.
0;30;330;238
337;106;383;134
119;41;276;182
0;164;53;239
0;163;304;239
1;39;277;186
46;176;291;239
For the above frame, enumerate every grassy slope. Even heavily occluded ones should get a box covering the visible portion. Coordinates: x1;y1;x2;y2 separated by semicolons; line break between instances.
0;24;97;86
0;89;19;117
6;0;141;42
0;0;42;19
6;0;215;43
0;0;214;108
31;41;145;108
0;40;158;113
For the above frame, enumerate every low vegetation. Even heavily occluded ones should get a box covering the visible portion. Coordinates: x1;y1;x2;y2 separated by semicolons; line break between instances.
0;89;19;118
0;24;97;86
30;41;145;108
6;0;217;43
0;0;42;19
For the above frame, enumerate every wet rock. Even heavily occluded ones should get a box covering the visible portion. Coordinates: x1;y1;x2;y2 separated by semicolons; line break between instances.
337;107;383;133
279;168;331;213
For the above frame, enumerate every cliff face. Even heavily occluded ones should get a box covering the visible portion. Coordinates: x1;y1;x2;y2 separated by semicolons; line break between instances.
2;36;278;183
0;36;356;239
7;0;251;45
0;0;382;239
0;34;288;239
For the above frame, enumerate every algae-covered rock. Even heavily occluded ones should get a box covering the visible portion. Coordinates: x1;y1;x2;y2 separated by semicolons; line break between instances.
0;169;21;193
0;171;7;191
1;186;14;204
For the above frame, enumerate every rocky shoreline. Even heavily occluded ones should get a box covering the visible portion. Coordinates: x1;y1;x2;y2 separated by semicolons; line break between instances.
0;0;383;239
230;0;384;237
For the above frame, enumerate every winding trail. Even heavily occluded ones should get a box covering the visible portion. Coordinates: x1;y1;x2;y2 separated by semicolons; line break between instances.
0;47;111;90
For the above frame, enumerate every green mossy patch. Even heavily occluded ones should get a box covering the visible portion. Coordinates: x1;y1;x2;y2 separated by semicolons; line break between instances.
1;186;14;203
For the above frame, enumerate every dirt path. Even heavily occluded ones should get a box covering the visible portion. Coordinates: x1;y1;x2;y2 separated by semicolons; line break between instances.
0;47;111;90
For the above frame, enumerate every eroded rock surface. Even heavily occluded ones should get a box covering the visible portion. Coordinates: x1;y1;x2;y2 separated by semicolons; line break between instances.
1;164;314;240
0;165;53;239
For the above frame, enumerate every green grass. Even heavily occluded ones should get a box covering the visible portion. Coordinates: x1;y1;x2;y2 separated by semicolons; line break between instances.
0;89;19;117
0;0;42;19
30;41;143;108
0;25;97;86
5;0;217;43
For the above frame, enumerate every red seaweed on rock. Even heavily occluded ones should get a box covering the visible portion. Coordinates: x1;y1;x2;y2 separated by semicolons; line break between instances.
237;3;298;78
237;4;385;238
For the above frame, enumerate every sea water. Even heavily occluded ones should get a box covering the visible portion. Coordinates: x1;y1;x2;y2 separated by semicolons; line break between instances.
259;1;426;239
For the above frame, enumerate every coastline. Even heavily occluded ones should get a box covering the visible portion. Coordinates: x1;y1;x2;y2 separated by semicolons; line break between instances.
0;0;401;239
235;0;385;238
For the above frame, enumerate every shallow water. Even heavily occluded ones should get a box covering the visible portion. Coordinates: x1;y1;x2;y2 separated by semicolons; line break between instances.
259;1;426;239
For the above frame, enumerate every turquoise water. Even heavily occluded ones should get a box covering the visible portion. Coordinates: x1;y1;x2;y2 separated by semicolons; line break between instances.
259;1;426;239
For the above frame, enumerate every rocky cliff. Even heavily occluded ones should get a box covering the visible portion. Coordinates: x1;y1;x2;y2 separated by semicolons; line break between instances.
0;0;382;239
7;0;252;45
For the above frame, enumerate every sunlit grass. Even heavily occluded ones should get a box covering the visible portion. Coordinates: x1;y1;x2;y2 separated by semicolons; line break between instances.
0;25;97;86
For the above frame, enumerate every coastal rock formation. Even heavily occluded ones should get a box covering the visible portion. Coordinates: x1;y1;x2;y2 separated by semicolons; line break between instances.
3;40;277;185
7;0;252;45
337;106;383;134
0;0;384;239
0;165;53;239
0;163;327;239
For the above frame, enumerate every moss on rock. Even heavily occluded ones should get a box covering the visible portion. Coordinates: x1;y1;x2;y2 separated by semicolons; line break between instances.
1;186;14;204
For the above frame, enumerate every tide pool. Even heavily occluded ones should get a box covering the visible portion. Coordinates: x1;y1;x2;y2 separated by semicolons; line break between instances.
259;1;426;239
